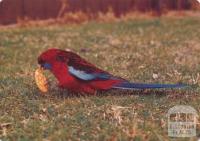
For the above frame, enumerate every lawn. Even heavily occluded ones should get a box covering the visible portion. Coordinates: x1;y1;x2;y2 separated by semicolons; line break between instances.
0;17;200;141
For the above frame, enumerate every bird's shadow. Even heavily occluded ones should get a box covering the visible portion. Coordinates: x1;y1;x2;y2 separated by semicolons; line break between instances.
38;88;187;99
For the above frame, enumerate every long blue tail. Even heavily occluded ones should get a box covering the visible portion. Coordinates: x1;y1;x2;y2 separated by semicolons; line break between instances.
112;82;187;90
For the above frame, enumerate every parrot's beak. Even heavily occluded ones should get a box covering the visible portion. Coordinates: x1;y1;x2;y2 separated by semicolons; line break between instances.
38;58;52;70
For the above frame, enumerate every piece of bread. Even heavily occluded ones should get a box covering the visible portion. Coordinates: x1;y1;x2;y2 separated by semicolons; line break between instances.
35;68;48;93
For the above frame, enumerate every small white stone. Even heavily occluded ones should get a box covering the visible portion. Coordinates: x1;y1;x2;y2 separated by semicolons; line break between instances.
153;73;159;79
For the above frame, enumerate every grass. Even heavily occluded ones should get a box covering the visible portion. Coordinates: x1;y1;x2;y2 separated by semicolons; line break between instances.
0;17;200;141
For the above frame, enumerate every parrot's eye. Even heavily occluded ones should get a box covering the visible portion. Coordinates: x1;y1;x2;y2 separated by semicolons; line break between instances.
56;55;65;62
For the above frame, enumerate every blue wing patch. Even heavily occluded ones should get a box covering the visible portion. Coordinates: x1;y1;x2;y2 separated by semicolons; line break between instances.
68;66;111;81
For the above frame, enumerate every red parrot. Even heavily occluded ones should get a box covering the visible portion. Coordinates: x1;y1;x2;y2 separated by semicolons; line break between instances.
38;48;186;94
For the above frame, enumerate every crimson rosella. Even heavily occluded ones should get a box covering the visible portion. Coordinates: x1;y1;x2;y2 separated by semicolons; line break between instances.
38;48;186;94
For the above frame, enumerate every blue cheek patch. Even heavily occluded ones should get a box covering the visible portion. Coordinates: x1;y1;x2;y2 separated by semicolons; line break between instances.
43;63;52;70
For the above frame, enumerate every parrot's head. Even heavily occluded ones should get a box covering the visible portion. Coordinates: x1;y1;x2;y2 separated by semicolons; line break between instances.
38;48;70;70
